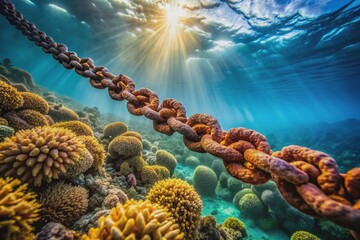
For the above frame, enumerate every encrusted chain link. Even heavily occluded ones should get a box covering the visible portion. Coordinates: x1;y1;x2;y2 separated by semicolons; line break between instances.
1;0;359;231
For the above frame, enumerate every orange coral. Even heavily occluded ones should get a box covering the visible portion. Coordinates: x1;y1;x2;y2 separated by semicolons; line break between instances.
0;126;86;186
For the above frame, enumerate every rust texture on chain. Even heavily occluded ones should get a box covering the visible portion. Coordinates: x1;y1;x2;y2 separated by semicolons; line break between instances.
1;0;359;232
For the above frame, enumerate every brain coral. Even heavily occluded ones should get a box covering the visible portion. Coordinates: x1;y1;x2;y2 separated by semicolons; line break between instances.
103;122;128;139
108;136;142;159
141;165;170;185
223;217;247;238
39;182;89;227
155;150;177;176
290;231;320;240
121;130;142;141
82;199;184;240
52;120;94;136
0;177;41;240
0;80;24;110
193;166;218;196
19;92;49;114
147;178;202;239
77;135;106;171
239;193;267;218
16;109;50;127
48;105;79;122
0;126;86;186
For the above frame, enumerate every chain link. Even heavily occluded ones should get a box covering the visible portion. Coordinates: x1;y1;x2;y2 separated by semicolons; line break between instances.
1;0;359;232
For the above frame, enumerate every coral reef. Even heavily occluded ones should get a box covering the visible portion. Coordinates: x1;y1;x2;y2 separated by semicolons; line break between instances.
62;149;94;178
193;166;218;196
185;156;200;168
52;120;94;136
254;215;279;231
232;188;253;210
0;80;24;110
197;216;222;240
121;130;142;140
146;178;202;239
290;230;320;240
0;177;40;240
48;104;79;122
219;172;228;188
82;199;184;240
211;159;226;177
103;122;128;139
18;92;49;114
239;193;267;218
155;149;177;176
108;135;142;159
39;182;89;227
222;217;247;238
16;109;50;127
36;222;79;240
0;126;86;186
78;136;106;171
0;125;14;141
140;165;170;185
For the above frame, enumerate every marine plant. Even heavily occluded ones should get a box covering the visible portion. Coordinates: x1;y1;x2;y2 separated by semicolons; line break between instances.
82;199;184;240
18;92;49;114
52;120;94;136
77;135;106;171
39;182;89;227
193;165;218;196
155;149;177;176
0;126;86;186
103;122;128;139
0;80;24;111
146;178;202;239
290;230;320;240
0;177;41;240
108;135;142;159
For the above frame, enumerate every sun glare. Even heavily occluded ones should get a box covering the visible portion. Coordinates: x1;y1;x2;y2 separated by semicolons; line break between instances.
165;4;183;32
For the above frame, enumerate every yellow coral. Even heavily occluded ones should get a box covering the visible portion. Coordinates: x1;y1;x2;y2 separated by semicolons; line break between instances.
39;182;88;227
103;122;128;139
290;231;320;240
61;149;94;178
126;155;146;172
108;136;142;159
78;135;106;170
0;177;41;240
119;161;133;176
147;179;202;239
48;105;79;122
0;117;8;126
52;120;94;136
223;217;247;238
141;165;170;185
0;80;24;110
16;109;49;127
121;130;142;141
0;126;86;186
19;92;49;114
82;199;184;240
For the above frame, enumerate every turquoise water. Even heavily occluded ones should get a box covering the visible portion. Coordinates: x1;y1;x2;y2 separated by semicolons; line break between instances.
1;0;359;132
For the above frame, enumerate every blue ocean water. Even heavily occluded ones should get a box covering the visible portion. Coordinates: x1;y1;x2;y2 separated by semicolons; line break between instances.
1;0;360;133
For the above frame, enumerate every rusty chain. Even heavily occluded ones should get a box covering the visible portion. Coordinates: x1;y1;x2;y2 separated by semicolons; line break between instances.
1;0;359;232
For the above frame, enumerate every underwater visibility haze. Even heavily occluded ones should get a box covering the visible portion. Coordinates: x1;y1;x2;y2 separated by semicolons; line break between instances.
0;0;360;239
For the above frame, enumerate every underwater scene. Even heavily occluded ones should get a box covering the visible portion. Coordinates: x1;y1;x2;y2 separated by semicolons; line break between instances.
0;0;360;239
